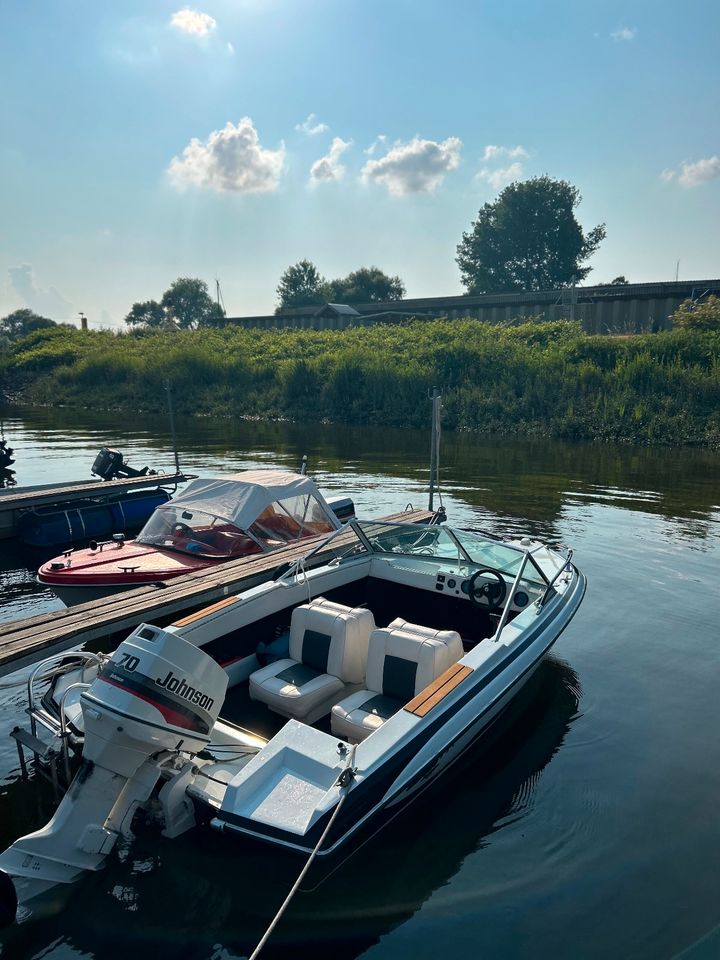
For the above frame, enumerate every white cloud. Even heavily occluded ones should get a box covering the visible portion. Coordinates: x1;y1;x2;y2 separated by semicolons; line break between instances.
611;27;637;42
364;135;387;157
361;136;462;196
227;42;235;56
168;118;285;193
662;156;720;188
310;137;351;184
170;9;217;37
476;161;524;190
295;113;329;136
482;144;528;162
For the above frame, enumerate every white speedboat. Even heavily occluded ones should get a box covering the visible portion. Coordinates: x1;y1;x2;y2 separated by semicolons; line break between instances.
0;518;585;925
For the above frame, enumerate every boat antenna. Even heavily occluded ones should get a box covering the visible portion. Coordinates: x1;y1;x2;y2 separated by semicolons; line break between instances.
428;387;443;512
165;379;181;476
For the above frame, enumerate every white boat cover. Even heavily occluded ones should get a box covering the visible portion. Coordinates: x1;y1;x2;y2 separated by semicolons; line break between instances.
167;470;341;531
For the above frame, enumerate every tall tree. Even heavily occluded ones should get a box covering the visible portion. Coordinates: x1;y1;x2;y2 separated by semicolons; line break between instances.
0;308;55;340
330;266;405;303
124;300;167;328
456;176;606;294
161;278;223;329
276;260;330;312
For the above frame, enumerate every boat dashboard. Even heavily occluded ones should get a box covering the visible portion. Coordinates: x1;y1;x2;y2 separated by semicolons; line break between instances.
366;553;543;616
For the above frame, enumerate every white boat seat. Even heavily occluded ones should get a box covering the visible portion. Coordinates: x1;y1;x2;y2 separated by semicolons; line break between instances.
249;598;375;723
331;620;464;743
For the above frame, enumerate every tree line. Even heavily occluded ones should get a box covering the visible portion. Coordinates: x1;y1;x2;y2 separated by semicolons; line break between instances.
1;174;622;335
2;300;720;447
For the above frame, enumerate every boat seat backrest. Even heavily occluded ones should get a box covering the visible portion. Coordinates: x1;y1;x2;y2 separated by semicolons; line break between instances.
288;598;375;684
365;623;464;703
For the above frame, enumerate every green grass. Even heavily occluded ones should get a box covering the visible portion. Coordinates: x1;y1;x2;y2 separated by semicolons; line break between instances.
2;318;719;446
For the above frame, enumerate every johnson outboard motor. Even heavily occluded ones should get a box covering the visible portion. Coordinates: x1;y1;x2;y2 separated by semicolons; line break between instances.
0;625;227;924
91;447;157;481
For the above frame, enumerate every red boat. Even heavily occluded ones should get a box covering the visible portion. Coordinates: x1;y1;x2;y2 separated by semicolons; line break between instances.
38;470;351;606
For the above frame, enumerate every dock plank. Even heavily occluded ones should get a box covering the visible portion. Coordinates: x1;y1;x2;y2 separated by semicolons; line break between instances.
0;509;435;675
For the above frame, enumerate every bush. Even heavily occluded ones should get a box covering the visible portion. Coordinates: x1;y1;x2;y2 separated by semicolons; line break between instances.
671;296;720;332
2;318;719;446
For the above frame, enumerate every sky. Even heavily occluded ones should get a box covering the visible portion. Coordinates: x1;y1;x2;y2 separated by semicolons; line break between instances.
1;0;719;328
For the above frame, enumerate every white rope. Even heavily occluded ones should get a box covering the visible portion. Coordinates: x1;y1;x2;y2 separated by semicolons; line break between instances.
248;745;356;960
295;557;312;604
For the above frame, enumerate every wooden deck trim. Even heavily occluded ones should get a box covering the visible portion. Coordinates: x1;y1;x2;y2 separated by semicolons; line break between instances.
404;663;473;718
171;594;242;627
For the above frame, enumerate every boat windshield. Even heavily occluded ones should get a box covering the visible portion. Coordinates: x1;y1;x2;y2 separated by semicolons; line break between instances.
137;495;336;559
354;521;538;579
281;520;550;596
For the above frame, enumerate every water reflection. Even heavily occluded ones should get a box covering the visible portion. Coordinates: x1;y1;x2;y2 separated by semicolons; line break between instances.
2;404;720;538
0;658;581;960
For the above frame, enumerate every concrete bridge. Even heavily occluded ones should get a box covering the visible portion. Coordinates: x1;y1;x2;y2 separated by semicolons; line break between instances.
227;279;720;334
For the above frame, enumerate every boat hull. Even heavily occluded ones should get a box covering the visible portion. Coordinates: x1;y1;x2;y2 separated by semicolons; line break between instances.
37;579;155;607
214;567;587;858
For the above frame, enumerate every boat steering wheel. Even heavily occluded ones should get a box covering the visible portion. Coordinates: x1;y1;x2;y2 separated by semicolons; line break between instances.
468;568;507;611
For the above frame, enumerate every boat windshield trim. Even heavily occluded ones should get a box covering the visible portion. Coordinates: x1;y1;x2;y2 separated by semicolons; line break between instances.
275;518;560;589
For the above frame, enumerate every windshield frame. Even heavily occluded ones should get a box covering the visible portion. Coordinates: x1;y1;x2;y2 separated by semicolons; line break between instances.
275;518;557;591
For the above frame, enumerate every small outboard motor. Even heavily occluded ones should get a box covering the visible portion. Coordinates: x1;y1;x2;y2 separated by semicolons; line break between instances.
91;447;156;481
0;625;227;924
326;495;355;523
0;439;14;471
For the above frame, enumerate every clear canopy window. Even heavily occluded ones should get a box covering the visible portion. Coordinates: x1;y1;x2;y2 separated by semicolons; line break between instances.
137;505;263;558
137;493;337;558
248;495;336;545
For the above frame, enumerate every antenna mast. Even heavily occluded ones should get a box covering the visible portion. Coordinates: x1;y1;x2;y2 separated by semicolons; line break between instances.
215;278;226;316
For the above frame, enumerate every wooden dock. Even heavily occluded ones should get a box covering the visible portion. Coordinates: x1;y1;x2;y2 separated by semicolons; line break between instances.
0;473;190;540
0;509;435;677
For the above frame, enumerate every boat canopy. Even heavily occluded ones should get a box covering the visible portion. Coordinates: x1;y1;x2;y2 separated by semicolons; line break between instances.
167;470;341;531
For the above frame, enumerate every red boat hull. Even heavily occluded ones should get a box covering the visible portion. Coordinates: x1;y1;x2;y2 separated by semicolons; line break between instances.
38;542;220;605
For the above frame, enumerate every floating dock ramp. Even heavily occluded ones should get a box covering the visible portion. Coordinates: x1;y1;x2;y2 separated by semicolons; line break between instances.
0;473;189;541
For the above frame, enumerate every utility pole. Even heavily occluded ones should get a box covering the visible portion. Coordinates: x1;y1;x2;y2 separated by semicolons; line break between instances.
165;379;181;476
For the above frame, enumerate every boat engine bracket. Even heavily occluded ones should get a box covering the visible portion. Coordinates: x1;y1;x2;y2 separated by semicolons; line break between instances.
157;762;197;839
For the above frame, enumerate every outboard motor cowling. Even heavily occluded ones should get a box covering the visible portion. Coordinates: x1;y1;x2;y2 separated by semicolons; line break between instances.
0;626;227;923
83;623;226;772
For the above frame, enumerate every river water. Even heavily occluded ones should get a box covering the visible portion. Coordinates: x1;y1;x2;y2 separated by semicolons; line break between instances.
0;405;719;960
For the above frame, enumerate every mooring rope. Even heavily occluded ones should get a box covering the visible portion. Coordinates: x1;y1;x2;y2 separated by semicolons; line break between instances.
248;744;357;960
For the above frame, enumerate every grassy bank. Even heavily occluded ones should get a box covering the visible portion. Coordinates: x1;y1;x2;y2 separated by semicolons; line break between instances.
1;318;719;446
